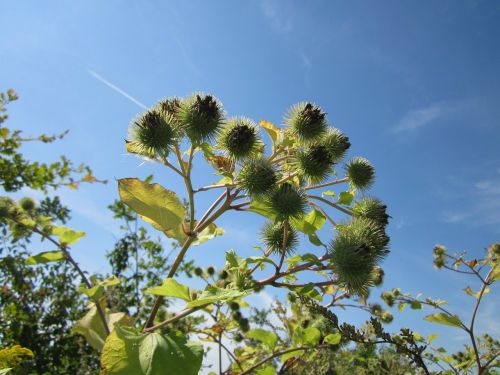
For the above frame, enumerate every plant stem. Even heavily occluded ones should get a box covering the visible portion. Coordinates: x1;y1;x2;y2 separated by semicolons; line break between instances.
307;194;354;216
239;345;329;375
303;177;349;191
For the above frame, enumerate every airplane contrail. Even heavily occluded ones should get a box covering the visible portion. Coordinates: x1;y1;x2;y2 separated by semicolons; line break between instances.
87;69;148;110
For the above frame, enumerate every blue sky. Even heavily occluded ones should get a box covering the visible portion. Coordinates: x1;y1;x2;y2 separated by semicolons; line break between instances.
1;0;500;370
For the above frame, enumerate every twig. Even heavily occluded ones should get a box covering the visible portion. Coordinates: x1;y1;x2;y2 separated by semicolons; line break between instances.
303;177;349;191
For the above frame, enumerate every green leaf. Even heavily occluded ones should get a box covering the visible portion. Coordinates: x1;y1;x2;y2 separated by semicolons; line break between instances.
192;223;224;246
79;284;104;301
427;334;440;344
259;120;280;146
225;249;244;269
186;286;248;308
249;199;276;220
410;301;422;310
424;313;463;328
73;304;132;352
294;284;322;301
302;327;321;346
145;278;191;301
100;326;203;375
246;329;278;350
464;286;490;298
322;190;335;197
398;302;406;313
100;275;120;287
291;209;326;246
255;365;276;375
324;333;341;345
118;178;186;242
281;348;304;362
338;191;354;205
25;251;66;265
52;226;85;245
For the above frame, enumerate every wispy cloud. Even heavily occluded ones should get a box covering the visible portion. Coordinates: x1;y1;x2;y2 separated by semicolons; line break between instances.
261;0;292;34
87;69;148;110
393;102;454;133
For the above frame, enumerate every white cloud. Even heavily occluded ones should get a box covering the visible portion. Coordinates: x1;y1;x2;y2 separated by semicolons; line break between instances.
393;102;452;133
261;0;292;34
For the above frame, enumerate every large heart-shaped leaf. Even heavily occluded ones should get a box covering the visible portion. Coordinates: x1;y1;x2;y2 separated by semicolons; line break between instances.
118;178;186;242
100;326;203;375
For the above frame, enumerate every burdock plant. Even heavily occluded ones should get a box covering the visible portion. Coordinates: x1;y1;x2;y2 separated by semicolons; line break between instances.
177;93;225;143
238;158;277;197
128;109;176;157
261;220;298;255
345;157;375;190
218;117;261;159
285;102;328;141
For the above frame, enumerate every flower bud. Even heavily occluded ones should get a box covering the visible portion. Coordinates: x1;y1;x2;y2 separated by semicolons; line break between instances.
353;197;389;228
194;267;204;277
322;128;351;162
261;221;298;255
371;267;385;286
206;266;215;276
219;117;261;159
296;144;333;183
229;301;240;311
285;102;327;141
345;157;375;190
238;158;277;197
178;94;225;143
487;243;500;258
128;109;176;157
19;197;35;211
380;311;393;324
267;183;307;220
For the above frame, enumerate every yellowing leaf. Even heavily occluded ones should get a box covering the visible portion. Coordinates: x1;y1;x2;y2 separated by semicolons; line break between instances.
259;120;280;146
186;286;248;308
52;226;85;245
0;345;33;369
118;178;186;242
424;313;463;328
25;251;66;265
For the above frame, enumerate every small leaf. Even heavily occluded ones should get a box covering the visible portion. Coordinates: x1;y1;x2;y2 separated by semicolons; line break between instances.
246;329;278;350
225;250;244;269
324;333;341;345
424;313;463;328
145;278;191;301
410;301;422;310
427;334;440;344
294;284;322;301
398;303;406;313
338;191;354;205
259;120;279;146
321;190;335;197
25;251;66;265
52;226;85;245
464;286;490;298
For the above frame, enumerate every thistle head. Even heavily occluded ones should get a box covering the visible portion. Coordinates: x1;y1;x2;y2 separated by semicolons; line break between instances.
261;221;298;255
238;158;277;197
295;144;333;183
329;218;390;294
345;157;375;190
178;93;225;144
322;128;351;162
0;197;14;219
285;102;327;141
352;197;389;228
219;117;261;159
128;109;176;157
371;266;385;287
267;183;307;220
19;197;35;211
